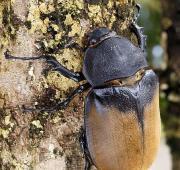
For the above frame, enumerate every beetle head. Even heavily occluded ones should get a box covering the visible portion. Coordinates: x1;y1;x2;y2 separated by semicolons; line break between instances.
84;28;148;87
87;27;117;47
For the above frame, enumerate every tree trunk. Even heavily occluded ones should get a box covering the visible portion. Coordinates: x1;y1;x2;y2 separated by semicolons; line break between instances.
160;0;180;169
0;0;137;169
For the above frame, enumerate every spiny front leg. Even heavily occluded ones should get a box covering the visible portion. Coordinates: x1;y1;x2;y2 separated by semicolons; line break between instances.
40;55;84;82
4;50;85;82
131;4;147;52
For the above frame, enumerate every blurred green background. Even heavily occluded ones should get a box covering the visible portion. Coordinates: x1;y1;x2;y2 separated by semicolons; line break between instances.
138;0;180;169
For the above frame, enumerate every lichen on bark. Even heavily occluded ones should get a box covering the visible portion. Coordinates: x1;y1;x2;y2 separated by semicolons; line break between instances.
0;0;137;169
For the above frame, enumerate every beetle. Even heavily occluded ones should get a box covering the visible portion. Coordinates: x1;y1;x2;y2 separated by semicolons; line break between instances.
4;4;161;170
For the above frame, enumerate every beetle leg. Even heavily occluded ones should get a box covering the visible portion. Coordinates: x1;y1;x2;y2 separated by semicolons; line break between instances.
85;160;91;170
4;50;85;82
130;4;147;52
23;83;90;113
52;83;90;111
134;4;141;22
79;127;93;170
39;56;84;82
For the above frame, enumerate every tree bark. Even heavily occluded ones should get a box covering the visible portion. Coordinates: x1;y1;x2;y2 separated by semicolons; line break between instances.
0;0;137;169
160;0;180;169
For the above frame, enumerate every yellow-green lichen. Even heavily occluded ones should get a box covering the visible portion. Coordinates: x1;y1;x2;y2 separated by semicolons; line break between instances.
51;115;61;124
31;120;43;129
68;21;82;37
88;5;103;24
29;119;44;139
55;32;63;41
0;129;10;138
5;115;14;126
27;4;47;33
64;14;74;26
0;114;15;139
1;149;25;170
57;0;84;12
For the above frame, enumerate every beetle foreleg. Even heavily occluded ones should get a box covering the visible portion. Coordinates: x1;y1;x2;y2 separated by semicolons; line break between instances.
131;22;147;52
130;4;147;52
4;50;85;82
39;54;84;82
134;4;141;22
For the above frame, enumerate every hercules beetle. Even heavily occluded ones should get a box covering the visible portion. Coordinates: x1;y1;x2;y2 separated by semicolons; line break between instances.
4;4;161;170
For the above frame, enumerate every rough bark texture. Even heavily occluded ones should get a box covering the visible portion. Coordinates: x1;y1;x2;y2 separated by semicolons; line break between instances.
160;0;180;169
0;0;137;169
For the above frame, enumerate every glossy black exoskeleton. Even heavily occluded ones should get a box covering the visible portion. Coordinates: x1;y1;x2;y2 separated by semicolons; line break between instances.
4;5;160;170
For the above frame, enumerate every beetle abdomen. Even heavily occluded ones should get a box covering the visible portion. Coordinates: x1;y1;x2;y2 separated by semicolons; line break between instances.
84;70;160;170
